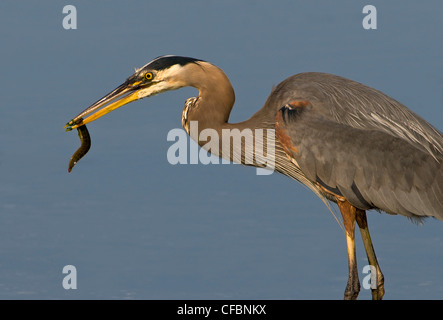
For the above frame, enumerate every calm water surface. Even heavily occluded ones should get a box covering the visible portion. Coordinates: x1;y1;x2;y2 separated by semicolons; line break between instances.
0;1;441;299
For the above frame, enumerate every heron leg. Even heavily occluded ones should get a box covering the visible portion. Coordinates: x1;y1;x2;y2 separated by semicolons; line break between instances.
337;200;360;300
355;210;385;300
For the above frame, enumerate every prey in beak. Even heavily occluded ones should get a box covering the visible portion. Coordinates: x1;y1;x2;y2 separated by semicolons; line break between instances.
64;55;203;171
65;55;202;130
64;67;159;172
65;71;157;131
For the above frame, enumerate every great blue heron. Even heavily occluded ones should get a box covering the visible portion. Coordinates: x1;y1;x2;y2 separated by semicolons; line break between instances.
65;55;443;300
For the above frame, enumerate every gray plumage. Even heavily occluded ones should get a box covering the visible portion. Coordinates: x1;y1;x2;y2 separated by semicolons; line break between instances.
67;56;443;299
279;100;443;220
273;73;443;221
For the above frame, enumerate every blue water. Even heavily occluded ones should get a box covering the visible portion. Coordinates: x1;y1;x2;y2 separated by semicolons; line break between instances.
0;1;441;299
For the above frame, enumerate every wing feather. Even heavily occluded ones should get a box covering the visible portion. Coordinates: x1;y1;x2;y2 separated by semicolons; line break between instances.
266;73;443;161
276;105;443;220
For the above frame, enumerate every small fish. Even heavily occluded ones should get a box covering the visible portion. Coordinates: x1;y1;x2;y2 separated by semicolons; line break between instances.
68;120;91;173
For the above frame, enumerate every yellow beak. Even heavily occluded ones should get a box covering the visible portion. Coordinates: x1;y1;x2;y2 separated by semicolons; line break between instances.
65;82;141;131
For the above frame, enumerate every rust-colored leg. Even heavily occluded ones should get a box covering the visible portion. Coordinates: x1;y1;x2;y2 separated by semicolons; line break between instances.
356;210;385;300
337;200;360;300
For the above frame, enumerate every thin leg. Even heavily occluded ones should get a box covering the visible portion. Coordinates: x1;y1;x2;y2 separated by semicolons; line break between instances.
337;201;360;300
355;209;385;300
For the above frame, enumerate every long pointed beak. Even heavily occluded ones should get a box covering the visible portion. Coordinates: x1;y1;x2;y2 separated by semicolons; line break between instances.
65;81;140;131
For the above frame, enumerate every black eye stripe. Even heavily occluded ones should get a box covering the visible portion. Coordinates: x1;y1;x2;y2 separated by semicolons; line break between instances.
145;56;203;70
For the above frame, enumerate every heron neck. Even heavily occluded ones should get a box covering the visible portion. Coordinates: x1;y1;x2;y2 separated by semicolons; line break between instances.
182;61;278;165
191;63;236;131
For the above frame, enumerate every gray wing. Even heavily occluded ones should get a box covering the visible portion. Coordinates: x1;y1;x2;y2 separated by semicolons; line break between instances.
265;72;443;161
276;102;443;221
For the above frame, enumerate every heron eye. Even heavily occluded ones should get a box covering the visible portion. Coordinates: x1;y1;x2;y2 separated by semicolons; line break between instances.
145;72;154;81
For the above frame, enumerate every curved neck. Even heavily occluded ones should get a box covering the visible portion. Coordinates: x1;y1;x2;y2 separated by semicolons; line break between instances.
180;61;277;168
188;61;236;131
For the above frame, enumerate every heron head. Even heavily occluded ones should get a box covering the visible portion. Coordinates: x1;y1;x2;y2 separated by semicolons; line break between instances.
65;55;204;130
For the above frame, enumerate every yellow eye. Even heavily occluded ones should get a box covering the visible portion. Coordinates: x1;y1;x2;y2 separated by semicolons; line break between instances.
145;72;153;80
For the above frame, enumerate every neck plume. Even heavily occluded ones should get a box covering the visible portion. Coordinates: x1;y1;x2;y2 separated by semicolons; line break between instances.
180;61;277;173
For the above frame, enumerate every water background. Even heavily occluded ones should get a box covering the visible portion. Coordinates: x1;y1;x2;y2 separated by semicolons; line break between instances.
0;1;442;299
